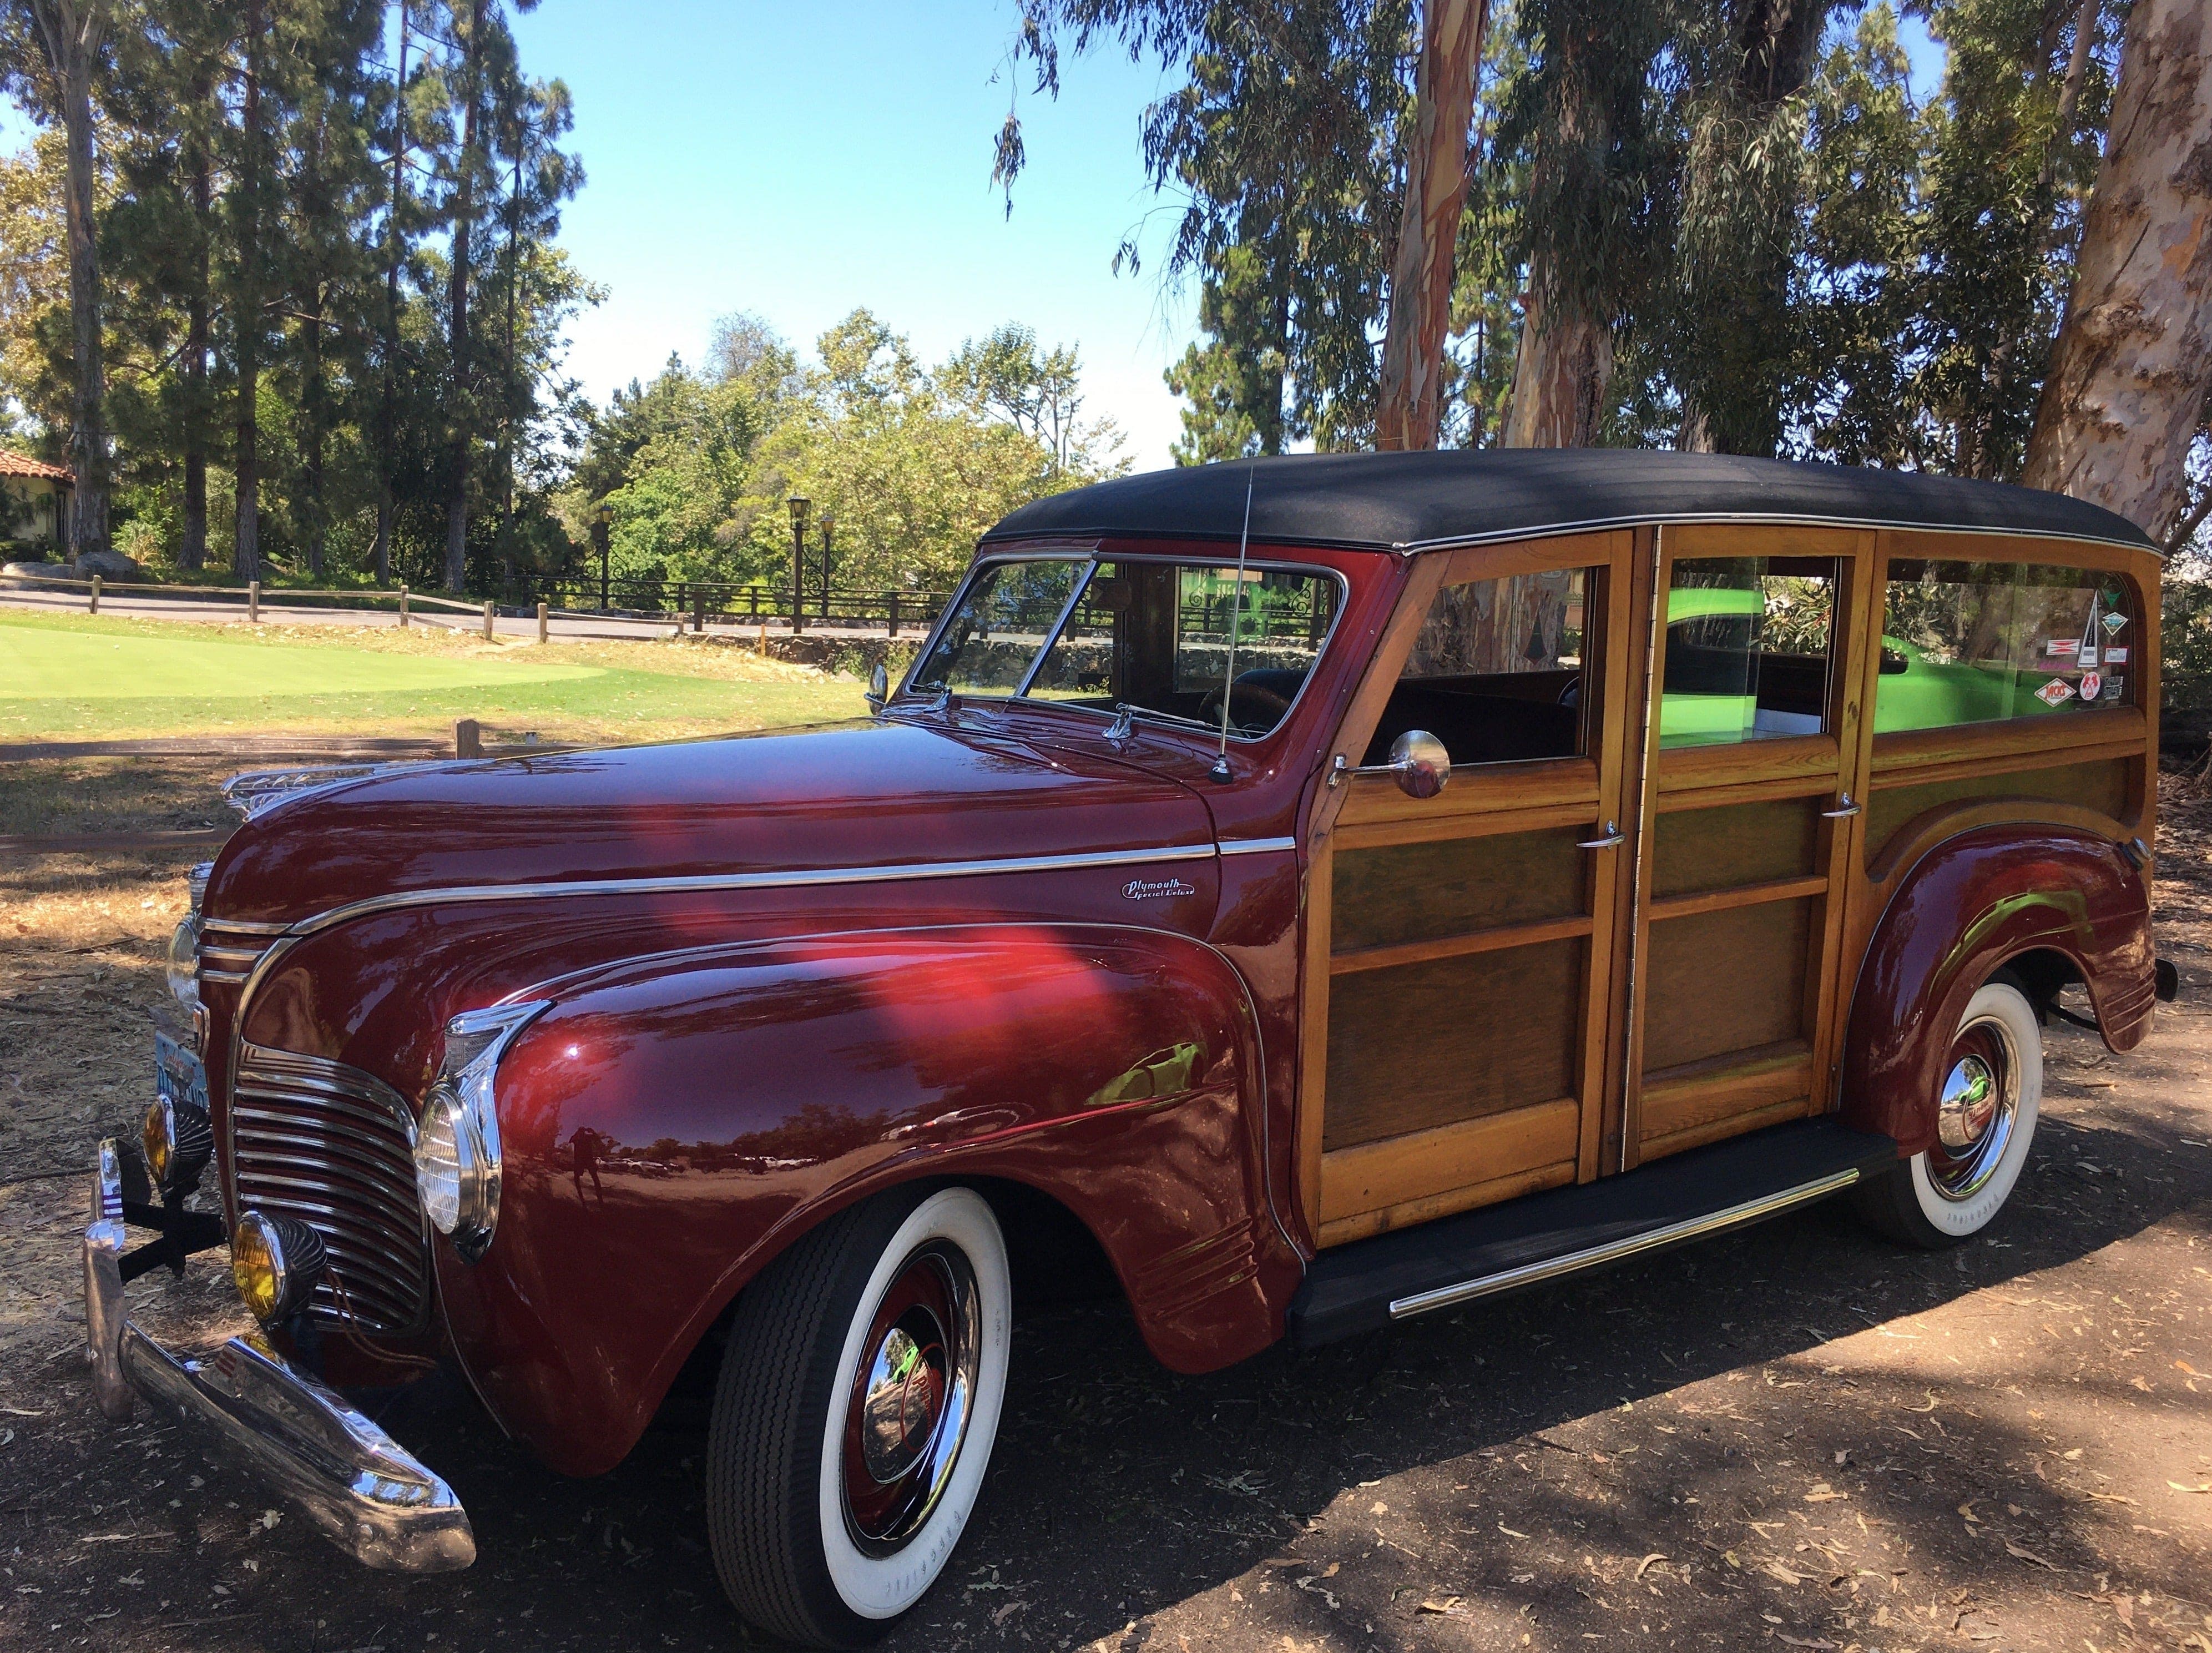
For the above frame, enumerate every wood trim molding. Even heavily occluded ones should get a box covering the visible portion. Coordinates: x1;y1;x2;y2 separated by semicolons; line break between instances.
1330;911;1595;976
1645;873;1830;925
1316;1098;1581;1243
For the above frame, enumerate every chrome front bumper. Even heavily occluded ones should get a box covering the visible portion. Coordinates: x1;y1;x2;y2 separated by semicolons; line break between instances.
81;1139;475;1572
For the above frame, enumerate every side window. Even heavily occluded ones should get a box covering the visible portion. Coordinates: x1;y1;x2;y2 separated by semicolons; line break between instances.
1364;568;1589;765
912;560;1084;695
1660;557;1837;748
1876;561;2137;732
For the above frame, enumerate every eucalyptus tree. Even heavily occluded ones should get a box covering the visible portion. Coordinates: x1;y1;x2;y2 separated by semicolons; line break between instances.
3;0;114;557
996;0;1498;452
2022;0;2212;544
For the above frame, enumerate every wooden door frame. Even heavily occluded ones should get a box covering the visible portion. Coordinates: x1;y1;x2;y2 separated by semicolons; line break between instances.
1614;523;1877;1170
1294;530;1636;1242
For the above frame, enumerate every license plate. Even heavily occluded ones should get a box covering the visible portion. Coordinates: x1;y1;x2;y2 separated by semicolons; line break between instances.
154;1020;210;1115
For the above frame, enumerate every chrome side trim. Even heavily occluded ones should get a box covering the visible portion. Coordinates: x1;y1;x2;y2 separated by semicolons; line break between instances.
203;917;292;938
1385;1167;1863;1321
80;1141;474;1573
1401;513;2154;557
1219;835;1297;856
275;843;1219;944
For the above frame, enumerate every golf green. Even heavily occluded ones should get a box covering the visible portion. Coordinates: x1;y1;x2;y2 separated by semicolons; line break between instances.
0;613;601;699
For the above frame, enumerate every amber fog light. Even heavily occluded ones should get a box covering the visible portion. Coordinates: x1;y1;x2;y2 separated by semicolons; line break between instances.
230;1210;327;1324
140;1095;213;1196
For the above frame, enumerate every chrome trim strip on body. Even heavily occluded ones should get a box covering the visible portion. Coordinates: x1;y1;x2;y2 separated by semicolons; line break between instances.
1400;512;2155;557
1218;836;1297;856
1385;1167;1862;1320
275;842;1221;945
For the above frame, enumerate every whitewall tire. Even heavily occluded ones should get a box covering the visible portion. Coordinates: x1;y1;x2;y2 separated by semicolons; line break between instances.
1852;977;2043;1248
706;1186;1011;1649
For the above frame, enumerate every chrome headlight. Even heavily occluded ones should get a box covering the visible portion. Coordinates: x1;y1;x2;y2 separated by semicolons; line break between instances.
412;1001;551;1263
165;915;203;1009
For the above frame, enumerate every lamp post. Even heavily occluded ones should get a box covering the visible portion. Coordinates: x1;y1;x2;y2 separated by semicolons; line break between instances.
592;502;612;613
819;513;834;623
787;495;810;634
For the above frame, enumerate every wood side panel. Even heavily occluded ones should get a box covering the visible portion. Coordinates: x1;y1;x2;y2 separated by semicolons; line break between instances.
1863;759;2130;868
1322;937;1585;1151
1331;913;1594;977
1317;1098;1580;1224
1640;898;1814;1076
1807;533;1877;1118
1655;734;1843;794
1334;757;1600;838
1869;705;2147;775
1875;528;2157;574
1586;526;1648;1181
1317;1158;1576;1247
1638;1040;1814;1142
1333;825;1590;951
1640;1095;1814;1161
1651;796;1822;898
1662;522;1869;561
1645;874;1831;924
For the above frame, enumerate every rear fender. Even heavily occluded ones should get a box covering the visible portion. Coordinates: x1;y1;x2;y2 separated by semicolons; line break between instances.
433;922;1301;1475
1840;826;2155;1156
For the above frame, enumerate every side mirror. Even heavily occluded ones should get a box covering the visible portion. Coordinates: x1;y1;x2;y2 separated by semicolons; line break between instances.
866;660;890;712
1388;729;1450;798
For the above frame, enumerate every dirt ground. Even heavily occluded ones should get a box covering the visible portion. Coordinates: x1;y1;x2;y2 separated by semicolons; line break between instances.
1;769;2207;1653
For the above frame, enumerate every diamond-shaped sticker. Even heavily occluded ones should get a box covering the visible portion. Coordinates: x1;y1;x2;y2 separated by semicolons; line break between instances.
2102;611;2127;634
2035;677;2075;707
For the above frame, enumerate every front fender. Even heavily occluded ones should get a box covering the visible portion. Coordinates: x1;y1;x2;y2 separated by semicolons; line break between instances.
435;923;1301;1475
1840;826;2155;1156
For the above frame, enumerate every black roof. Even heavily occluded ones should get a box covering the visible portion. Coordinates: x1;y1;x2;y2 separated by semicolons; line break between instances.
982;450;2156;553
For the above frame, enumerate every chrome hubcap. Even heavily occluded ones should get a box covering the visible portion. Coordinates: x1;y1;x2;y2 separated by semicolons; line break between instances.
841;1243;980;1554
1929;1016;2018;1201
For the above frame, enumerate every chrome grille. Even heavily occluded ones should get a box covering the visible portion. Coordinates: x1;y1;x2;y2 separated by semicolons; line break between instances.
231;1044;430;1336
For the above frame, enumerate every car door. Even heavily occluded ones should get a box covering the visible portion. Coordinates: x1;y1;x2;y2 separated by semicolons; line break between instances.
1617;524;1875;1166
1297;531;1639;1247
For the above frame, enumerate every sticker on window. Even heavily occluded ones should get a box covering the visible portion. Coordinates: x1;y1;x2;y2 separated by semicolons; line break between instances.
2034;677;2075;707
2047;638;2078;658
2100;676;2124;702
2102;610;2128;635
2079;671;2103;701
2105;646;2128;664
2079;643;2101;669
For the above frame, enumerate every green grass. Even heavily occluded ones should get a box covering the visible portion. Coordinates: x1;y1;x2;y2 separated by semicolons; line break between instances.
0;608;867;744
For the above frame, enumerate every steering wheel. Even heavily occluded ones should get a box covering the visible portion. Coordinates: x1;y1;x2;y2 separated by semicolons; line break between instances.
1197;676;1298;735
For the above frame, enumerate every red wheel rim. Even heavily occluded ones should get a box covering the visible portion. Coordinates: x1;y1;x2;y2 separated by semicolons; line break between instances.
840;1241;980;1554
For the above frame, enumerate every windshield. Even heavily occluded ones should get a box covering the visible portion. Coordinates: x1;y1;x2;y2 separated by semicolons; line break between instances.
909;555;1342;739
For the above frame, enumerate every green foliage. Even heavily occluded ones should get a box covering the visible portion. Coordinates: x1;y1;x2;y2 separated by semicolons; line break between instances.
562;308;1127;595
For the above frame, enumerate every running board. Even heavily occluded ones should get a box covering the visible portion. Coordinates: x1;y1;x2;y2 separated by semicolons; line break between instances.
1288;1117;1899;1349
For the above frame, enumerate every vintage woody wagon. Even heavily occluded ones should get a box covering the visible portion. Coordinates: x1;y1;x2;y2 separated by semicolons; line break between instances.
84;451;2175;1647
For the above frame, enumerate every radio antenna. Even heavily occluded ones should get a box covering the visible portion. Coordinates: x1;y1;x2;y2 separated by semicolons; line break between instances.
1210;463;1257;783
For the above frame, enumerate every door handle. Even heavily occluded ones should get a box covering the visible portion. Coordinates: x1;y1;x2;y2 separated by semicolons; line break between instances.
1577;820;1625;850
1821;793;1861;819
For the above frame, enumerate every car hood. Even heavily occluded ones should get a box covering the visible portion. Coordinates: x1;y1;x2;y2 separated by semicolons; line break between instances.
204;717;1217;928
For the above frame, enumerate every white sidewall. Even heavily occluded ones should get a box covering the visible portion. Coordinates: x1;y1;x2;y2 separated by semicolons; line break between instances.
1907;982;2043;1238
816;1188;1011;1621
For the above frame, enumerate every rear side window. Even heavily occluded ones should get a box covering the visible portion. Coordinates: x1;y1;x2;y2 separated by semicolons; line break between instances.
1877;561;2137;733
1659;557;1839;748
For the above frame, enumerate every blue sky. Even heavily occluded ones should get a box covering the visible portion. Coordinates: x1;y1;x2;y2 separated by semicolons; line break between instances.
507;1;1201;466
5;4;1949;469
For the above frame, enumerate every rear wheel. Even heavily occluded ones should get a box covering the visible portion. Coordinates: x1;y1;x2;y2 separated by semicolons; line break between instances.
1852;977;2043;1248
705;1187;1011;1649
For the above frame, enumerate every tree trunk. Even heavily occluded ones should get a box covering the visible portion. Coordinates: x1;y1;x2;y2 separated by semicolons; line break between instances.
1374;0;1488;452
375;0;409;587
302;284;326;577
1503;287;1613;448
445;0;483;595
29;0;112;563
2021;0;2212;541
181;74;211;571
233;7;262;583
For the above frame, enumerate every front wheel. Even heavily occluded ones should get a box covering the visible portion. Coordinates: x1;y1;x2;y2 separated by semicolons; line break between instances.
1852;977;2043;1248
706;1186;1011;1649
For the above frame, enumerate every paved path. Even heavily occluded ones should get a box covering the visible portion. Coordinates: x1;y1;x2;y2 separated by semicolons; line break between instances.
0;584;916;647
